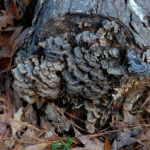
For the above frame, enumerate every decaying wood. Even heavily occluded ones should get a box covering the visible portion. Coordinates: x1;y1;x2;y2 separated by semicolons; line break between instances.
11;0;150;133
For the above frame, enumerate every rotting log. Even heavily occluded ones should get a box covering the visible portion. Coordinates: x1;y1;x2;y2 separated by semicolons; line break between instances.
12;0;150;133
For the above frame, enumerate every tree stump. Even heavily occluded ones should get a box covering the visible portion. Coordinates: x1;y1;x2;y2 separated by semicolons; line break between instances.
12;0;150;133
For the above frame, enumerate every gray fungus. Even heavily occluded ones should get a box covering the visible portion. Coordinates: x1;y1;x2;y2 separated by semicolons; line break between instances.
12;18;149;103
11;17;150;133
128;51;150;77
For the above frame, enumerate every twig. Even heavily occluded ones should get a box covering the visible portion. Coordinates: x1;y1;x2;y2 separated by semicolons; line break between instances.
142;91;150;108
0;55;38;74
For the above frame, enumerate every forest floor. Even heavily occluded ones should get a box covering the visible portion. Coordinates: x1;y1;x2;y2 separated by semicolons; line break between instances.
0;0;150;150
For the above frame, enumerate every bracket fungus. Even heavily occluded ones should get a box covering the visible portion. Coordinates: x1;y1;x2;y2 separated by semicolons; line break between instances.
12;14;150;132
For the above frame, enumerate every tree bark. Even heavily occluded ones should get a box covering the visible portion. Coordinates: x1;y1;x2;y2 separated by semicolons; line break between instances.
31;0;150;50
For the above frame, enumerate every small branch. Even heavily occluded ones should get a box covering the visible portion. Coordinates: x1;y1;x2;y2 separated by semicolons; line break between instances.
0;55;38;74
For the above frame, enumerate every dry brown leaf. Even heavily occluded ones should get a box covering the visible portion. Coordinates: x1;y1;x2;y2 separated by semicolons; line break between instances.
11;27;28;57
145;104;150;113
74;135;104;150
10;0;20;19
123;111;134;123
0;31;14;65
10;107;23;136
24;105;37;126
0;94;7;102
0;10;13;28
0;113;9;123
71;148;87;150
14;107;23;120
0;95;8;113
0;140;9;150
14;143;24;150
0;27;27;67
144;141;150;150
40;117;53;131
9;26;23;47
13;0;32;18
0;57;11;67
112;131;136;149
22;0;32;8
0;0;29;68
72;128;104;150
24;143;50;150
0;31;12;55
19;128;39;144
0;113;10;136
0;31;11;45
136;132;150;141
3;0;31;19
8;26;23;60
4;0;10;10
105;138;111;150
5;139;16;149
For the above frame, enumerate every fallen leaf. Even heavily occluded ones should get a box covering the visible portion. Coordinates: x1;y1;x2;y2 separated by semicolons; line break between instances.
144;141;150;150
0;31;12;58
0;32;12;66
113;103;123;110
145;104;150;113
40;117;53;131
10;0;20;19
136;132;150;141
123;111;134;123
24;105;37;126
11;27;28;57
9;26;23;47
19;128;39;145
14;0;32;18
112;131;137;149
123;111;142;135
75;135;104;150
5;139;16;149
14;143;24;150
0;140;10;150
10;107;23;136
0;113;10;136
0;113;9;123
105;138;111;150
0;31;12;46
22;0;31;8
111;140;118;150
0;27;27;67
71;148;87;150
0;57;10;67
9;26;23;60
0;10;13;28
72;127;104;150
0;94;7;103
4;0;10;10
24;143;50;150
146;127;150;139
14;107;23;120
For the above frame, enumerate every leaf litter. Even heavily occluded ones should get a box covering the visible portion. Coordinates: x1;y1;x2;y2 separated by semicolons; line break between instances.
0;0;150;150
